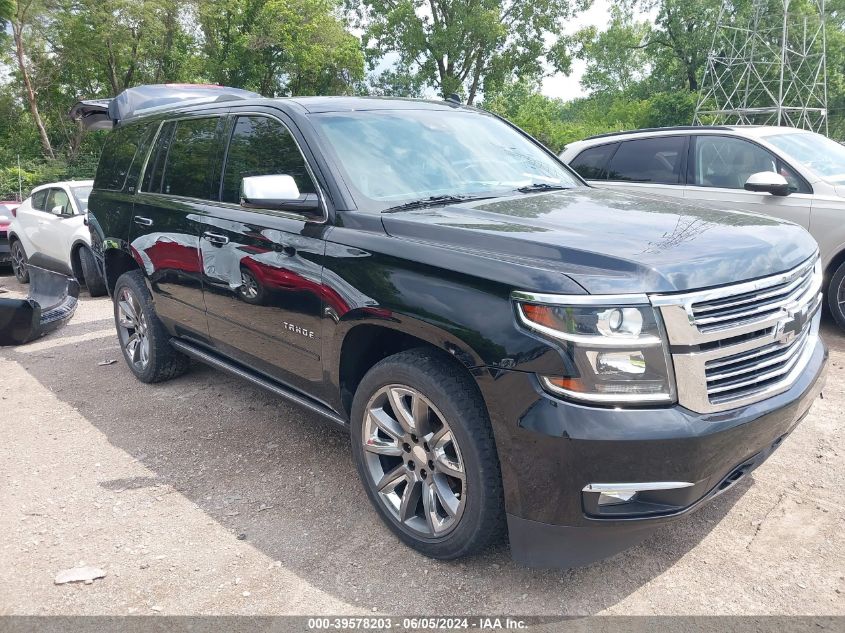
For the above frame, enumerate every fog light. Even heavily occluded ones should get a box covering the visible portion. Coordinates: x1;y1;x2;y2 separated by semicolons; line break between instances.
598;490;638;506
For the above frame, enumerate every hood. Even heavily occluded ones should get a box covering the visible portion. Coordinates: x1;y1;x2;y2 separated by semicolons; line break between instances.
380;188;818;294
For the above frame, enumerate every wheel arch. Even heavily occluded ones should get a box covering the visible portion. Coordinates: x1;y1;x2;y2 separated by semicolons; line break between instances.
333;316;487;419
69;239;88;282
103;246;141;296
824;246;845;286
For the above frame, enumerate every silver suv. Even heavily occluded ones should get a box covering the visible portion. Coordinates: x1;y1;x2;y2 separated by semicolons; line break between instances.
560;125;845;330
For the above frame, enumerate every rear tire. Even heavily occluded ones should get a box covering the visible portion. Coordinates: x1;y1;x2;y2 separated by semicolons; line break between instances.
113;270;190;383
827;261;845;331
10;239;29;284
79;246;107;297
350;348;505;560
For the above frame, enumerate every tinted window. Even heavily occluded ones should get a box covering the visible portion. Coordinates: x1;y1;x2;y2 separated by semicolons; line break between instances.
94;124;148;191
142;121;175;193
160;118;221;199
692;136;777;189
31;189;48;211
221;116;316;204
606;137;685;184
569;144;617;180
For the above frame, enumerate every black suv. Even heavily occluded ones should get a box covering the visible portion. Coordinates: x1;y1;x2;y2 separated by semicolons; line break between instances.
77;85;827;568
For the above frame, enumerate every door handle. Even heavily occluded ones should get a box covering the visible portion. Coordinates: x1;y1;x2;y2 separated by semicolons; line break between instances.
133;216;153;227
202;231;230;246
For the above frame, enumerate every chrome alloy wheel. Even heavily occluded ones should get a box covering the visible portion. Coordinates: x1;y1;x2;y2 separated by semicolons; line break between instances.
116;287;150;371
362;385;466;537
11;241;26;279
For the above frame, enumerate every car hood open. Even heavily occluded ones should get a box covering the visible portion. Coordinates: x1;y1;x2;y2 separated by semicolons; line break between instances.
380;187;818;294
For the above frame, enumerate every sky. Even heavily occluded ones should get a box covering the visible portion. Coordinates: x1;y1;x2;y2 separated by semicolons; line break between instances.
541;0;614;100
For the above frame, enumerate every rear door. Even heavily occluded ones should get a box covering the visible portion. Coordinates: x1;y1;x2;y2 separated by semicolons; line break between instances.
600;136;688;200
684;135;812;228
128;113;227;338
198;110;328;397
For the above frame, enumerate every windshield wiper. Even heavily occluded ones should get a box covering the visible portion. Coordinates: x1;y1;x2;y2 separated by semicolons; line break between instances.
382;194;493;213
516;183;572;193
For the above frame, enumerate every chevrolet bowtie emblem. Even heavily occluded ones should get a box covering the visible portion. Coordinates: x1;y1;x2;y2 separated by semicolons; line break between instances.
775;305;809;345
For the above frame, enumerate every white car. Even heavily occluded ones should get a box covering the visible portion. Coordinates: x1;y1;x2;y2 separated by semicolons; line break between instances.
8;179;106;296
560;125;845;331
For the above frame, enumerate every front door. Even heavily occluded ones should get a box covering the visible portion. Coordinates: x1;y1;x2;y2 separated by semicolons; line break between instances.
128;115;227;338
684;135;813;228
198;113;328;397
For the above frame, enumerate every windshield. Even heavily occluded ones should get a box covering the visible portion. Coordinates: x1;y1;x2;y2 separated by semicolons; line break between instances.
310;109;580;210
71;185;92;211
764;131;845;183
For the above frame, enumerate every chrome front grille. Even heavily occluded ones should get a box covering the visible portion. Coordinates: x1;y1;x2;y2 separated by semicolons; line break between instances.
651;256;822;414
690;261;816;333
705;318;812;405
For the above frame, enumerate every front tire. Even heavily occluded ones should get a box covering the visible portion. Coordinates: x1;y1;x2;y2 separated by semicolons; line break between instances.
79;246;107;297
10;239;29;284
113;270;190;383
350;348;504;560
828;261;845;331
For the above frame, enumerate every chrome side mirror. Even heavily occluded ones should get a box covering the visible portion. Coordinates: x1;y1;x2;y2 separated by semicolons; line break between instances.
744;171;791;196
240;175;321;215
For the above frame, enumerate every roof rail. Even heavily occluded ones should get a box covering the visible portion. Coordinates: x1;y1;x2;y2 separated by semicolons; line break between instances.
583;125;737;141
69;84;262;131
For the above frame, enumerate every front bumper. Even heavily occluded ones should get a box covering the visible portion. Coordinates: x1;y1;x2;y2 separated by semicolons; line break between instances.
0;264;80;345
489;337;827;568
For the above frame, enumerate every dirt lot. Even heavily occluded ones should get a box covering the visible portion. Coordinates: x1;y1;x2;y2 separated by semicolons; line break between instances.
0;270;843;616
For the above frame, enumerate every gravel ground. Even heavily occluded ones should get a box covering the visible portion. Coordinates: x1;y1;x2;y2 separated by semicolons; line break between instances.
0;270;843;616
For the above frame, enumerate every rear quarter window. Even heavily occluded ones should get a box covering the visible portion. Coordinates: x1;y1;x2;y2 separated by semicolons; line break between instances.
94;123;151;192
569;144;618;180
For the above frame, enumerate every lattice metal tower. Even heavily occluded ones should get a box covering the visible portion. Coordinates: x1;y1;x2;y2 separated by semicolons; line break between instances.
694;0;828;134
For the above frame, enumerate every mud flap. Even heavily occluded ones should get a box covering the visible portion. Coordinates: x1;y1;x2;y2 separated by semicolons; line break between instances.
0;264;80;345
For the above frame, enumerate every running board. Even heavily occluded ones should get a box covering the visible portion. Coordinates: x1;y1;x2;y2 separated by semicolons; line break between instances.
169;338;347;428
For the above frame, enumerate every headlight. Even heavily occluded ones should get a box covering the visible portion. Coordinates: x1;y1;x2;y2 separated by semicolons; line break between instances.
514;295;675;405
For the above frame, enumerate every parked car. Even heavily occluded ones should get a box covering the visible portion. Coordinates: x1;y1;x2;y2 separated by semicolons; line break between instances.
76;85;826;568
0;201;20;267
7;180;106;295
560;125;845;331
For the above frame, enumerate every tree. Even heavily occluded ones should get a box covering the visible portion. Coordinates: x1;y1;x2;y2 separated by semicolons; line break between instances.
354;0;588;105
9;0;54;158
565;5;651;93
637;0;725;92
197;0;364;96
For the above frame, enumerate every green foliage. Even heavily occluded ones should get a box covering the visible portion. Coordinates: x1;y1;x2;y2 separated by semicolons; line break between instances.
197;0;364;97
0;155;99;200
565;4;651;94
483;80;699;152
3;0;845;195
0;0;365;191
352;0;589;104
